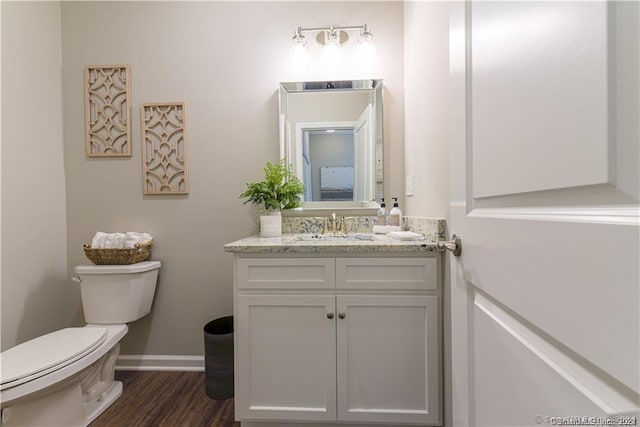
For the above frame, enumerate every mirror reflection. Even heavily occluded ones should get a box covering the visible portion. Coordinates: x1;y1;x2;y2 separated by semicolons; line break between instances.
279;80;383;210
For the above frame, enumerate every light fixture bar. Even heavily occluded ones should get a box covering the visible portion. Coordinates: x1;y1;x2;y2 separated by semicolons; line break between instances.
292;24;373;49
296;24;369;34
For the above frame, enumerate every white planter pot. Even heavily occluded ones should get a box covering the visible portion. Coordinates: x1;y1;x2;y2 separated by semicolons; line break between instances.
260;211;282;238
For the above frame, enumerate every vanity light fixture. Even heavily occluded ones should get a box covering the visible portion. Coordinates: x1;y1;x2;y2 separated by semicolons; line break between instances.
290;24;376;77
291;24;374;50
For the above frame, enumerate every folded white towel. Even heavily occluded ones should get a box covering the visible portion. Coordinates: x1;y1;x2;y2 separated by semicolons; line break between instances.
103;233;124;249
139;233;152;244
388;231;424;241
124;232;140;248
91;231;152;249
112;233;126;249
103;235;115;249
124;232;153;248
91;232;108;249
372;225;401;234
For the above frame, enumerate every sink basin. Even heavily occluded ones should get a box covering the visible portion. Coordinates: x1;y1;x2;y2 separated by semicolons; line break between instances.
292;233;376;242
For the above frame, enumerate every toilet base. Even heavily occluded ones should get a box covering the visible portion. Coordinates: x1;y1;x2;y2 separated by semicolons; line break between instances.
86;380;122;425
1;325;127;426
1;382;122;426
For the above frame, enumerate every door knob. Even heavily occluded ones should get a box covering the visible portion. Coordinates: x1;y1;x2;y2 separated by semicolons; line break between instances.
436;234;462;256
327;312;335;319
338;312;346;319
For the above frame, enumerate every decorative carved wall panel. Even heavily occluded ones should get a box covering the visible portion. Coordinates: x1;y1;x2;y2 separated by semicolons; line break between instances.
85;65;131;157
140;103;189;194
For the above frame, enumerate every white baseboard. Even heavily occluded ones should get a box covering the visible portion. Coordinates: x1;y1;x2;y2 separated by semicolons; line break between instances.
116;355;204;372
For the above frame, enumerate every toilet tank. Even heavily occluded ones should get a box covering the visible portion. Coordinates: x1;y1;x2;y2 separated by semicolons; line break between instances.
74;261;161;324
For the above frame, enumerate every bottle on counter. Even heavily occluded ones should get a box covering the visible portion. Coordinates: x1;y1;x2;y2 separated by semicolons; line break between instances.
390;197;402;227
377;198;387;225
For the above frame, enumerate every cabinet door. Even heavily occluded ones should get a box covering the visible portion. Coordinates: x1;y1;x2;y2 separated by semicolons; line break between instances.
336;295;440;425
236;294;336;421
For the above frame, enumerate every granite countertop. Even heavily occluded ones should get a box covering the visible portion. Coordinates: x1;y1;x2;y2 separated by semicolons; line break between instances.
224;233;438;254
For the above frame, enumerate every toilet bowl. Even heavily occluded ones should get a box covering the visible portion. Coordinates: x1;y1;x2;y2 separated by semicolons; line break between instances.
0;260;161;427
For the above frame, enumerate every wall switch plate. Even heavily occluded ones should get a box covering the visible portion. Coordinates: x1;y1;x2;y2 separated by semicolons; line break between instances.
406;175;414;196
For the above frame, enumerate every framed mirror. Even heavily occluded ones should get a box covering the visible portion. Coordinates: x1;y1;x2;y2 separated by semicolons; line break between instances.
279;79;383;212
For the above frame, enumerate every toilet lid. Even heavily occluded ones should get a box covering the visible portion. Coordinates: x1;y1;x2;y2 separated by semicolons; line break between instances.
0;327;107;390
75;260;161;275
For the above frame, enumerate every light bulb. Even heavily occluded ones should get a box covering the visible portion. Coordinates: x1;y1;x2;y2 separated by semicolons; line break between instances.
290;29;309;74
358;37;376;58
292;28;307;47
321;31;342;77
357;28;376;75
326;29;340;47
290;43;309;74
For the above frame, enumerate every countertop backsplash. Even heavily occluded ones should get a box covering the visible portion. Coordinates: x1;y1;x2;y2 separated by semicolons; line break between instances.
282;215;446;240
403;216;446;241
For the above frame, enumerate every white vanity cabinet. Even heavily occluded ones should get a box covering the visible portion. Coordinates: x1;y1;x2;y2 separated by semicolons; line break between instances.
232;254;442;427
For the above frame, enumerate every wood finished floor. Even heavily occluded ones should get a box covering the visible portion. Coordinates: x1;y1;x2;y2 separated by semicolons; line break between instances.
90;371;240;427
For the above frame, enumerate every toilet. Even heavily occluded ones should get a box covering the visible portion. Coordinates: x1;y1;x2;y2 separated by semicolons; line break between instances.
0;260;161;427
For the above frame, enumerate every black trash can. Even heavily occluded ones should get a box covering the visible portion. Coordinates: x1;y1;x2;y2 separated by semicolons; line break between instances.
203;316;234;399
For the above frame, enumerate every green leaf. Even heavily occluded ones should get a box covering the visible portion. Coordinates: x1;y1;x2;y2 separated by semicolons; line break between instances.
239;159;304;211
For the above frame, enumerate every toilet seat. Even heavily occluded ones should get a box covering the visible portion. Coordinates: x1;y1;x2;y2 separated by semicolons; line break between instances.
1;327;107;391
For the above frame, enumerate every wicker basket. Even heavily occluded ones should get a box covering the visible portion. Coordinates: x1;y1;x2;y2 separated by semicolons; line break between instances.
83;243;152;265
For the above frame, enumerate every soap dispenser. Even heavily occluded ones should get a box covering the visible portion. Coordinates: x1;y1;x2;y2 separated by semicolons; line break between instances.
390;197;402;227
377;198;387;225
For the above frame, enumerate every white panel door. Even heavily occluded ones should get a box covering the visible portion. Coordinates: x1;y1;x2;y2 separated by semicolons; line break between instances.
236;294;336;421
354;104;373;201
336;295;441;425
449;2;639;426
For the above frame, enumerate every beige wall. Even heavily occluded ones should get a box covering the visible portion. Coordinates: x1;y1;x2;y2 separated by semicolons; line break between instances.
1;2;71;351
0;1;456;363
60;1;404;356
403;1;450;218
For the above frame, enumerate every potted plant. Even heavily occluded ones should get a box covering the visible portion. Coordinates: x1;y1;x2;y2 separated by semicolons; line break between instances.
240;160;304;237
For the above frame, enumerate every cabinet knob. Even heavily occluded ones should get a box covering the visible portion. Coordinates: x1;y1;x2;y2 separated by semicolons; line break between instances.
338;312;346;319
327;312;335;319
